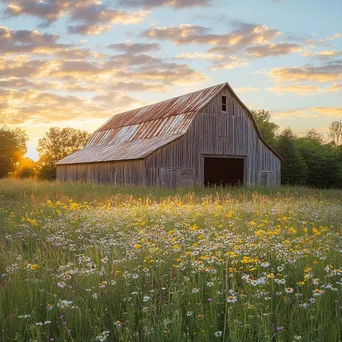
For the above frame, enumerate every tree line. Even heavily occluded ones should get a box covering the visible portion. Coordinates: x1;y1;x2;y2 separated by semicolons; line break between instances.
253;110;342;188
1;114;342;187
0;126;90;180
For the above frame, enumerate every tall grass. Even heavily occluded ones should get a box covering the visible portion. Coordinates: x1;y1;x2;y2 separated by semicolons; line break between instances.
0;179;341;341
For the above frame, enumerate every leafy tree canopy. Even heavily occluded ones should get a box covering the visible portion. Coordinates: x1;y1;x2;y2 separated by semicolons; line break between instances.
275;128;307;185
38;127;91;167
0;126;28;178
251;110;279;146
15;157;37;179
328;121;342;146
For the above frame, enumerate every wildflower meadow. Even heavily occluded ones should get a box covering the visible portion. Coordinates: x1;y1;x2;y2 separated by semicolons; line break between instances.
1;179;342;342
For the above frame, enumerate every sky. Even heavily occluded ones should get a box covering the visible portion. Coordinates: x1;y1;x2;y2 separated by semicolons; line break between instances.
0;0;341;160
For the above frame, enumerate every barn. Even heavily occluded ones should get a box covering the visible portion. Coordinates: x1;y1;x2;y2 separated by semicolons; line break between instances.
56;82;281;187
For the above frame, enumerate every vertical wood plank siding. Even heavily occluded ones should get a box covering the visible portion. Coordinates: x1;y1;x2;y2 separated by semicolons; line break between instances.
56;160;146;185
57;86;281;187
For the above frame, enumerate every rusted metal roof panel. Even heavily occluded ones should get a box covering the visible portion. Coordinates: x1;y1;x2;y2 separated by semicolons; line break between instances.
86;112;197;147
97;83;226;131
56;134;184;165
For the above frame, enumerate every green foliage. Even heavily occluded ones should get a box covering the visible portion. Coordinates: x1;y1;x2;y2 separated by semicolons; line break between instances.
275;128;307;185
38;127;91;167
295;130;342;188
252;112;342;188
328;120;342;146
0;126;28;178
15;158;37;179
37;165;57;181
251;110;279;146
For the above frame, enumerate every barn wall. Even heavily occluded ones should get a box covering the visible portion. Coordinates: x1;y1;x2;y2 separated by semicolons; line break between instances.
56;160;145;185
145;86;281;187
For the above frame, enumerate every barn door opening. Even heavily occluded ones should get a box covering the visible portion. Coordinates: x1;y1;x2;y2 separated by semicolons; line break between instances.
204;157;244;186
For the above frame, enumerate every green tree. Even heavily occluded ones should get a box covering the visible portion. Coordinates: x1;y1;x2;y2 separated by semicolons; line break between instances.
328;121;342;146
37;165;56;181
38;127;91;167
0;126;28;178
275;128;307;185
15;157;37;179
295;129;342;188
251;110;279;146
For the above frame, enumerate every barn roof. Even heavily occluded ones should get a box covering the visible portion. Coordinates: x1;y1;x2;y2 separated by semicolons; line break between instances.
56;82;281;165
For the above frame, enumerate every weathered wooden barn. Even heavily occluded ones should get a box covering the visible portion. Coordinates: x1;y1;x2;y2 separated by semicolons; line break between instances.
56;82;281;187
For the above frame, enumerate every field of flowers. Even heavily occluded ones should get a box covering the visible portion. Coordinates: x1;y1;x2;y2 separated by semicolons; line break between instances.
0;179;342;342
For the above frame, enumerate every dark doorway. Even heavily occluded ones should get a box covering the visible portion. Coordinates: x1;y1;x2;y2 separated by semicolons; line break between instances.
204;157;244;186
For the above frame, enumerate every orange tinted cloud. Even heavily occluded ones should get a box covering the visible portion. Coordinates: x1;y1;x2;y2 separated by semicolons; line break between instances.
175;53;248;70
309;107;342;117
0;88;145;125
267;84;322;95
143;23;280;46
270;63;342;82
2;0;148;35
118;0;211;8
245;43;302;57
0;26;70;54
302;50;342;58
68;7;148;35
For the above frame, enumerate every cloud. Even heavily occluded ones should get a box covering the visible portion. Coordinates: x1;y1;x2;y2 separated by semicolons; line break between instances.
0;78;57;90
176;52;223;60
145;22;302;66
303;50;342;57
0;87;145;125
2;0;73;27
0;26;70;54
269;62;342;83
107;54;161;68
0;37;207;127
272;109;318;119
245;43;302;57
117;62;207;84
272;107;342;120
48;53;207;85
305;33;341;45
309;107;342;117
117;0;211;8
0;44;206;87
143;23;281;46
105;81;169;92
327;84;342;92
56;48;107;59
0;57;49;78
0;76;169;93
108;42;161;54
267;84;322;95
92;92;147;107
327;33;342;41
210;58;248;70
302;50;342;60
175;52;248;70
67;5;148;35
1;0;148;35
